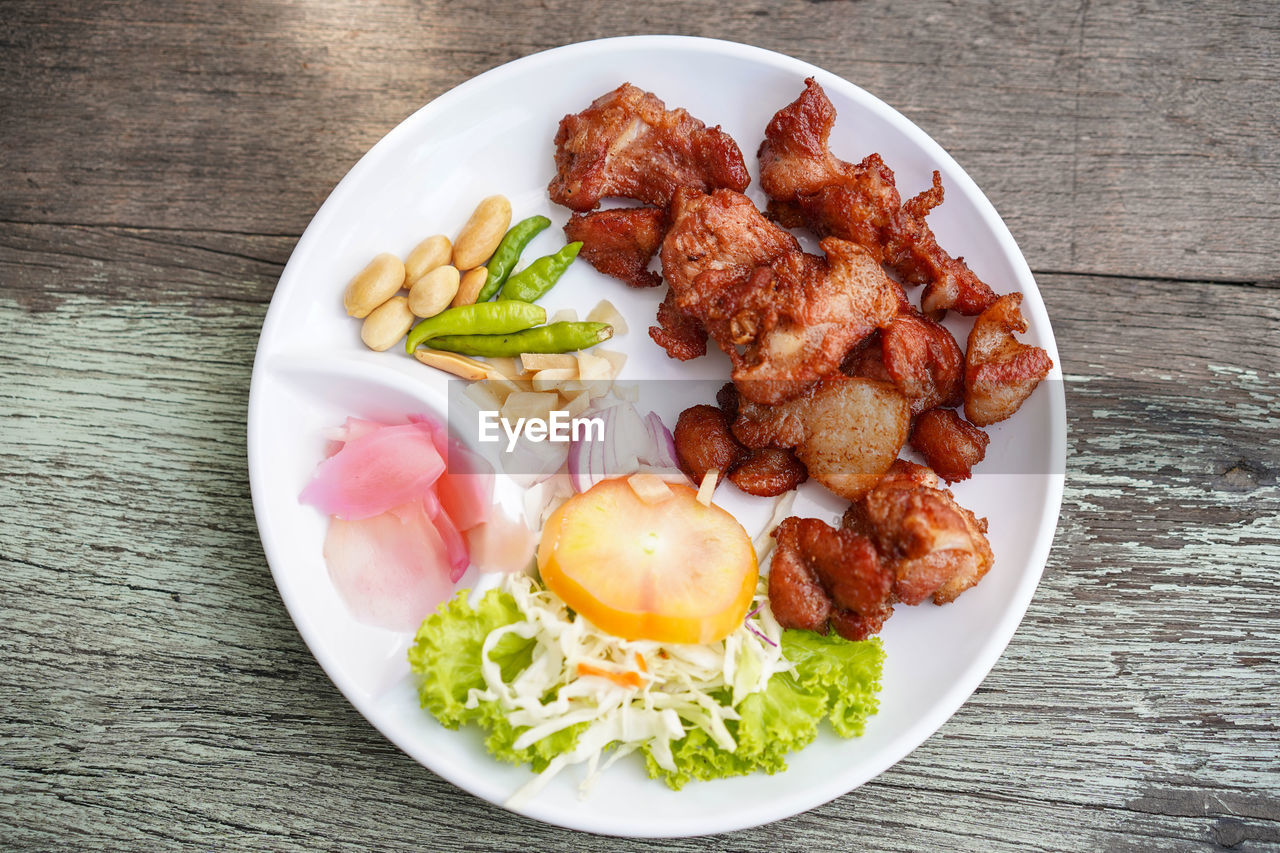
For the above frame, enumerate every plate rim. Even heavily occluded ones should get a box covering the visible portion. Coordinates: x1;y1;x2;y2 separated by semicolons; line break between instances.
247;33;1067;838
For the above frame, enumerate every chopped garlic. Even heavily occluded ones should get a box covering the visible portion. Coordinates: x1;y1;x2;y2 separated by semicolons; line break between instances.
696;468;719;506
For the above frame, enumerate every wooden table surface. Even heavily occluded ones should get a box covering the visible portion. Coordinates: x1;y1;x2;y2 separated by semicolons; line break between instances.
4;1;1278;849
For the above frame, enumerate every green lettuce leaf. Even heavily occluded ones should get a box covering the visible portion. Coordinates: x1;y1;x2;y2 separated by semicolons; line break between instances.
410;592;885;788
407;589;585;772
644;631;885;789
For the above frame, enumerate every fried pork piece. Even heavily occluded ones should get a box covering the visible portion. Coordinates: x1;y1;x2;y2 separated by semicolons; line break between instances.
649;289;707;360
660;188;899;404
844;312;963;416
548;84;750;211
909;408;989;483
843;460;993;605
733;375;910;501
769;517;894;640
758;78;997;316
963;293;1054;426
882;312;965;415
729;448;808;497
673;402;807;497
563;207;665;288
673;404;743;485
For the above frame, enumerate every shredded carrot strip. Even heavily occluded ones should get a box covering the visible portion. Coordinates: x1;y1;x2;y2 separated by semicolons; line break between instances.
576;662;644;689
634;652;648;673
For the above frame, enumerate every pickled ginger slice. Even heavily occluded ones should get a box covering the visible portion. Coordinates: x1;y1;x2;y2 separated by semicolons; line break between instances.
323;500;453;631
300;422;444;520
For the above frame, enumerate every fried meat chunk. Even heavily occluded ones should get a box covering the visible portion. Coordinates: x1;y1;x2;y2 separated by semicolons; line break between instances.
649;289;707;361
843;460;993;605
729;448;808;497
673;402;807;497
660;188;899;405
548;84;750;211
733;375;909;501
963;293;1053;426
564;207;665;288
673;404;742;485
758;78;997;316
909;408;989;483
769;516;894;640
844;311;964;416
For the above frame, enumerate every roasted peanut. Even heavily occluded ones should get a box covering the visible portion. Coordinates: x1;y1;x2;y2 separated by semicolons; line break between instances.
405;234;452;284
344;253;406;318
452;195;511;270
412;349;497;381
408;265;461;318
452;265;488;308
360;295;415;351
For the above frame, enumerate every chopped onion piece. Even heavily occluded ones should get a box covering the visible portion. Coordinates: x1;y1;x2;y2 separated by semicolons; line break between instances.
596;349;626;377
501;391;559;423
531;367;577;392
696;468;718;506
550;307;579;324
627;472;673;504
464;380;504;413
575;351;613;381
521;352;578;372
564;390;591;419
484;356;528;380
587;299;628;335
478;376;523;406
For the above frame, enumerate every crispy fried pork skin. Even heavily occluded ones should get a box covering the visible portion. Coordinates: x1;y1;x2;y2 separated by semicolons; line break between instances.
733;375;910;501
758;78;997;316
660;188;898;405
909;408;989;483
769;517;894;640
649;289;707;360
673;404;743;485
564;207;665;288
548;84;750;211
963;293;1054;426
882;312;965;415
729;448;808;496
843;460;993;605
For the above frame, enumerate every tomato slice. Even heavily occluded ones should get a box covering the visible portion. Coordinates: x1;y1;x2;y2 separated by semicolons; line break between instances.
537;478;758;644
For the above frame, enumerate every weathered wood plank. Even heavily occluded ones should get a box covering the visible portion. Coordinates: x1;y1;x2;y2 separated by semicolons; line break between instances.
2;0;1277;283
2;262;1277;847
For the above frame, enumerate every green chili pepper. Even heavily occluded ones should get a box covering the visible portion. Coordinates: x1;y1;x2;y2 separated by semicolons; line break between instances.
405;300;546;354
499;241;583;303
426;321;612;357
476;215;552;302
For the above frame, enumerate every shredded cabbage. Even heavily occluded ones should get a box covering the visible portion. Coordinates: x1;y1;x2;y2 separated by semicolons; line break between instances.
408;574;884;803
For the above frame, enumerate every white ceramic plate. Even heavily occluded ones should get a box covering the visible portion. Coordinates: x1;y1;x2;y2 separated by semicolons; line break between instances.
247;35;1066;838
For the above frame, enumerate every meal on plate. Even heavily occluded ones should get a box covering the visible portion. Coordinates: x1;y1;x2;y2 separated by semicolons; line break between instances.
303;77;1053;801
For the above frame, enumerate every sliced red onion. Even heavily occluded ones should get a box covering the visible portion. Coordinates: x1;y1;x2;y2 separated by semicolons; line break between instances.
743;606;778;647
566;403;685;492
641;411;681;472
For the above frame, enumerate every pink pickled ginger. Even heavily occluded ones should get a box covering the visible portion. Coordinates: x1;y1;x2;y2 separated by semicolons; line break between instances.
415;414;494;531
301;422;444;520
302;414;502;631
323;501;454;631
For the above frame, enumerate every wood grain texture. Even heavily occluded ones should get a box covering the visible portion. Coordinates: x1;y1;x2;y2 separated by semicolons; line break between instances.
2;0;1279;849
2;0;1277;282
